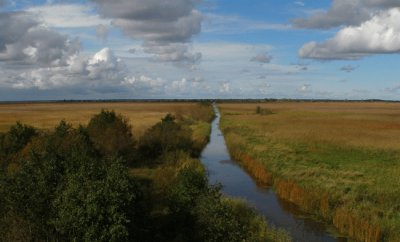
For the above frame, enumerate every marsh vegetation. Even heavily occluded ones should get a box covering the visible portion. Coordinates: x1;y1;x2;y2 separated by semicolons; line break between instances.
220;102;400;241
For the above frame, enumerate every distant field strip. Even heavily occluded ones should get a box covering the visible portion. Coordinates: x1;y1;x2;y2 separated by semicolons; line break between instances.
0;102;199;137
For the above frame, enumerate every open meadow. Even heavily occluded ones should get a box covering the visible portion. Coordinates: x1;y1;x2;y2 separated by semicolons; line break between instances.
0;102;202;137
219;102;400;241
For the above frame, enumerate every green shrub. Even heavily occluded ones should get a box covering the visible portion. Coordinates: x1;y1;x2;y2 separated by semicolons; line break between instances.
0;122;37;168
87;110;135;159
168;167;208;214
166;167;286;242
52;158;141;242
0;114;145;242
138;114;193;160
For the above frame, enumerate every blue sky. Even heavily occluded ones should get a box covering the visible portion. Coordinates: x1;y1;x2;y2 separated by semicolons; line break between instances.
0;0;399;100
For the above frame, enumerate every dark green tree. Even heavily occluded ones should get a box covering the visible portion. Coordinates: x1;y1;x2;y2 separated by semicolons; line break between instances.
166;167;209;241
168;168;208;214
0;118;145;242
52;157;140;242
0;122;37;169
87;110;135;160
194;190;250;242
3;153;63;241
0;122;37;154
168;167;258;242
138;114;193;160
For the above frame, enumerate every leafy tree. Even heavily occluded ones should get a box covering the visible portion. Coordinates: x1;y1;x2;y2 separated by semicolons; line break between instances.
3;153;63;241
166;167;208;241
0;118;144;242
194;191;250;242
1;122;37;155
138;114;193;160
43;122;98;172
0;169;8;239
87;110;135;159
52;157;139;242
0;122;37;169
168;167;263;242
0;121;81;241
169;168;208;213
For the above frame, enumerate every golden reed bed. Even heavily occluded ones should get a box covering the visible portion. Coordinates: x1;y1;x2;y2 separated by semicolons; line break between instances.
0;102;199;137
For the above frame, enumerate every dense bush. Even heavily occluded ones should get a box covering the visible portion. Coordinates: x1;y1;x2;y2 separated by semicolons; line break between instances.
0;122;37;169
0;122;37;155
87;110;135;160
52;158;139;242
167;167;277;242
0;117;144;242
138;114;193;160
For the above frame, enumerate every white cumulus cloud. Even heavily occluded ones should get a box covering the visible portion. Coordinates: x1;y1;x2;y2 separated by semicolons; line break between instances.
293;0;400;29
299;8;400;60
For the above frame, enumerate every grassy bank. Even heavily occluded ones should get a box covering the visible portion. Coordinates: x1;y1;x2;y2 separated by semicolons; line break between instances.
219;102;400;241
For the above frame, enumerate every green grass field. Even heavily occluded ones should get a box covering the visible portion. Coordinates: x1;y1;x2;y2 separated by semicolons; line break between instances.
219;102;400;242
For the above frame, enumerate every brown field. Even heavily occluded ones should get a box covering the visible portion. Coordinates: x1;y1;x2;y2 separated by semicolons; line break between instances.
219;101;400;241
0;102;198;137
220;101;400;150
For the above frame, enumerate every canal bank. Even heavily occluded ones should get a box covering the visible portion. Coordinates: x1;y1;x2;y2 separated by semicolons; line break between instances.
200;105;345;242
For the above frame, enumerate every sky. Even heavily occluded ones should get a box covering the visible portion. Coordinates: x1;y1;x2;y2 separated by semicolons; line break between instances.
0;0;399;100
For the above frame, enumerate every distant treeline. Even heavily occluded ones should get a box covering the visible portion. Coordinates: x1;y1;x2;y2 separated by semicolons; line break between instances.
0;98;399;104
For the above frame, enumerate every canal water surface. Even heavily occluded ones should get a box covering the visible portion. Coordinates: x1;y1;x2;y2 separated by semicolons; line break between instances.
200;105;346;242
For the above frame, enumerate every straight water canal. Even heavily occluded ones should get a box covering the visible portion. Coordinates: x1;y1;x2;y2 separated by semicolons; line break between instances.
200;105;346;242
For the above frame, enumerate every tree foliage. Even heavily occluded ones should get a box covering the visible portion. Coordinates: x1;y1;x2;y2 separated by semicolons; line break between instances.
87;110;135;159
167;167;268;242
138;114;193;160
0;116;144;242
52;158;137;242
0;122;37;169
